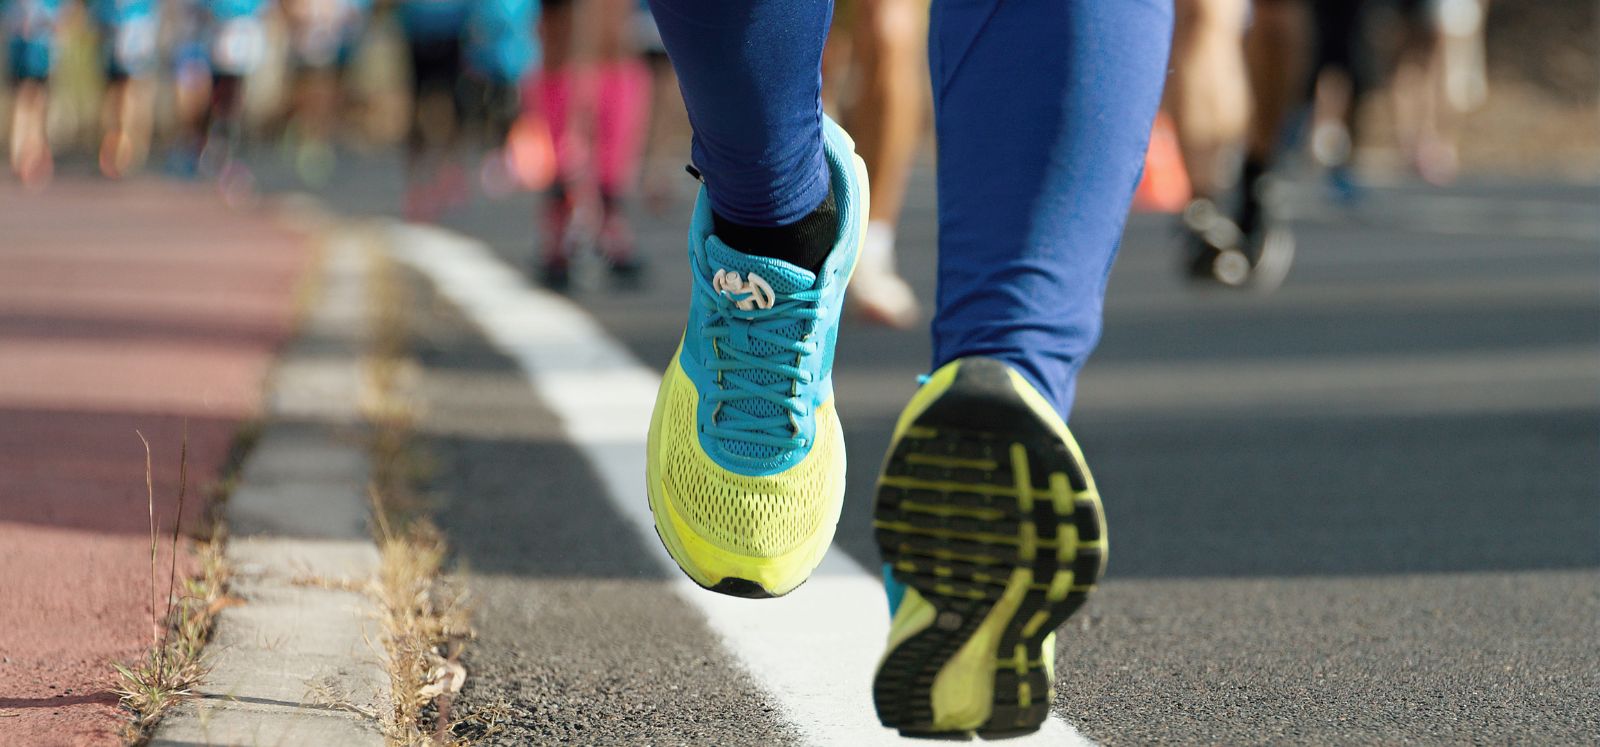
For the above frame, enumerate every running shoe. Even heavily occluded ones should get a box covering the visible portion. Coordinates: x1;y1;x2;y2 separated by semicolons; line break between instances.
646;116;867;598
599;201;647;289
848;265;919;329
872;357;1107;738
1181;174;1293;291
537;187;577;290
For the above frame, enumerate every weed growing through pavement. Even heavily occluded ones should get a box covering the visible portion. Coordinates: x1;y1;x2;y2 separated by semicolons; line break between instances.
364;241;502;746
114;430;234;743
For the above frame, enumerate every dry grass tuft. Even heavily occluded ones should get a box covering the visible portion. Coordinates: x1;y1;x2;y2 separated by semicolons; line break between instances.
115;431;234;743
371;514;475;746
363;237;498;745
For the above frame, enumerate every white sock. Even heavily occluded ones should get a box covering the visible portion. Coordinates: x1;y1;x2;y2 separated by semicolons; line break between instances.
862;220;898;274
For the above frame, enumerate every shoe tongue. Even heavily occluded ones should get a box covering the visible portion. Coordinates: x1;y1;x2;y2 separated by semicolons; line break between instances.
704;235;816;295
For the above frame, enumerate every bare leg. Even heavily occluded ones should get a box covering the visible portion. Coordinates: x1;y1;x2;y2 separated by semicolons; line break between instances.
1166;0;1250;197
639;55;686;213
100;78;155;178
10;80;52;188
1392;0;1468;185
848;0;925;234
1183;0;1307;288
292;67;342;184
1243;0;1309;165
841;0;925;328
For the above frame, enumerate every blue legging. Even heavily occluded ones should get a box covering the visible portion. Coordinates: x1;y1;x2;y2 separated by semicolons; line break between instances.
647;0;1172;419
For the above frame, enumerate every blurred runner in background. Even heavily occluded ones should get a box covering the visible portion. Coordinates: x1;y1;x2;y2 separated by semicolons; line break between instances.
1169;0;1490;290
1176;0;1305;291
1161;0;1248;214
281;0;370;185
1388;0;1487;185
91;0;160;178
533;0;648;290
4;0;62;186
464;0;538;195
833;0;925;329
398;0;470;219
165;0;270;193
633;0;685;215
1306;0;1376;203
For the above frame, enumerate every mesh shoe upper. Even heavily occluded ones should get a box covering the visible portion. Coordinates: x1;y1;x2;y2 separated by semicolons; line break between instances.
658;367;845;557
676;115;862;477
647;114;865;582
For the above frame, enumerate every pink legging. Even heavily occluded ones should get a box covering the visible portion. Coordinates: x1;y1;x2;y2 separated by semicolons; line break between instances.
530;59;651;199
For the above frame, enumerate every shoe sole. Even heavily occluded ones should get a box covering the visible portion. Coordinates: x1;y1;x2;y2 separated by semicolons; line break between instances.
872;358;1105;738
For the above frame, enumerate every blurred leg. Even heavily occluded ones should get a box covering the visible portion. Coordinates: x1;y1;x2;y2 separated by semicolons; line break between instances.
1167;0;1250;197
535;0;587;189
593;59;651;268
1244;0;1310;164
587;0;651;201
8;79;52;187
843;0;927;328
101;80;131;177
848;0;926;232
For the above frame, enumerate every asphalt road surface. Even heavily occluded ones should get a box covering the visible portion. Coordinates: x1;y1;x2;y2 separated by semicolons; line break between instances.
259;154;1600;745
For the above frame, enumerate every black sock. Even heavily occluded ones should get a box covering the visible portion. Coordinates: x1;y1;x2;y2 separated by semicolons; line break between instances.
1241;157;1269;192
711;184;838;274
1236;157;1270;236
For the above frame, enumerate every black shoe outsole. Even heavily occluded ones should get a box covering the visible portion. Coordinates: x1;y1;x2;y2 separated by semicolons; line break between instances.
707;576;776;599
872;358;1104;740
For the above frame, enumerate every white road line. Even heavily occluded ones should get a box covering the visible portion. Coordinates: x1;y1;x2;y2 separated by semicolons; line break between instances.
390;224;1094;747
1076;346;1600;419
1286;186;1600;242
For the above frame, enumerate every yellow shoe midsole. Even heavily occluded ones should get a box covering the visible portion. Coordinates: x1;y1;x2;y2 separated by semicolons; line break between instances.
646;355;845;596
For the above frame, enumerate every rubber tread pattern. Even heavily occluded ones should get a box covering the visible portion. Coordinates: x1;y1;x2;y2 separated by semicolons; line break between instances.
872;359;1104;739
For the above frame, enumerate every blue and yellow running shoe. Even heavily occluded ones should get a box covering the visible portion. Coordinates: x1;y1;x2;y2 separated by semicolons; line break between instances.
646;116;867;598
872;357;1107;737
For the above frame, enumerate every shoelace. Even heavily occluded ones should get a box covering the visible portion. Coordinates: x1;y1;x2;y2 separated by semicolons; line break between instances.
694;267;823;451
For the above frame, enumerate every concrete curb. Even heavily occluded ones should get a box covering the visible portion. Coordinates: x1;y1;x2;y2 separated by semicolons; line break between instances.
152;226;389;746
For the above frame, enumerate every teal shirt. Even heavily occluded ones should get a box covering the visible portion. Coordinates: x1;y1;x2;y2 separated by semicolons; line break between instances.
466;0;537;81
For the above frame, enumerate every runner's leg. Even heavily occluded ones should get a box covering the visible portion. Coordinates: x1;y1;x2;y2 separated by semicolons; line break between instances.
646;0;836;269
871;1;1171;734
1167;0;1250;197
843;0;927;328
930;0;1173;420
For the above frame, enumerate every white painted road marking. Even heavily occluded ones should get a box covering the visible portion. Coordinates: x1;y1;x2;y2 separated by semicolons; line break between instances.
390;224;1095;747
1285;184;1600;242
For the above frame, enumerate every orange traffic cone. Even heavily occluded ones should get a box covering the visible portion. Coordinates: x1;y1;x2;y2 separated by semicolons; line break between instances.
1133;111;1191;213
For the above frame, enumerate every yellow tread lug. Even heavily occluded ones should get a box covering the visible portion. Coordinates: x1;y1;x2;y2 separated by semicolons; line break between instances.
1049;472;1076;514
1047;570;1074;601
1010;443;1034;512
